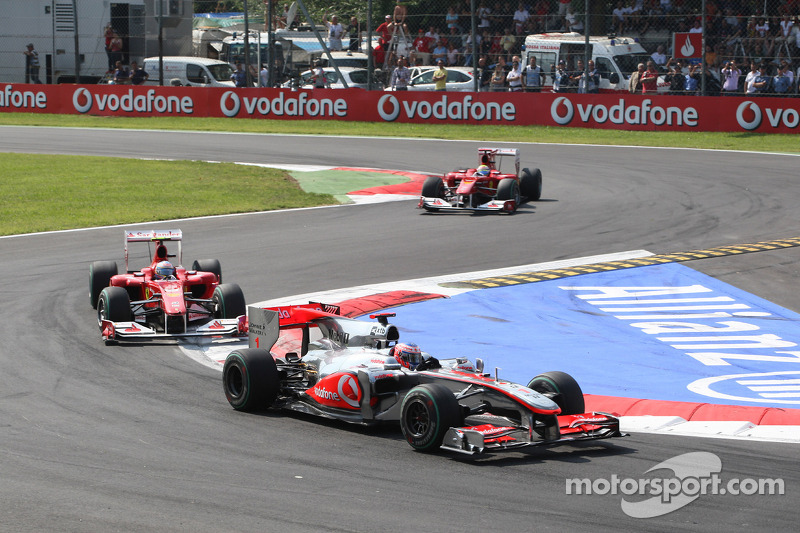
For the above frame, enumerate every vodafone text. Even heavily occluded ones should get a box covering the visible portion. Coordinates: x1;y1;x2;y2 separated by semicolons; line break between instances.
378;94;516;122
0;85;47;109
72;88;193;114
551;97;698;127
220;91;347;118
736;100;800;130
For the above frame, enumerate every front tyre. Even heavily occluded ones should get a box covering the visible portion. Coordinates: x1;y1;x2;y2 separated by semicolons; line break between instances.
223;348;279;411
421;176;445;198
97;286;131;328
400;383;463;452
90;261;118;309
528;371;585;415
496;178;520;213
213;283;246;319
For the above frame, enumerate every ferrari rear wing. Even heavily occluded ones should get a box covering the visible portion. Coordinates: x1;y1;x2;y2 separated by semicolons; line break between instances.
124;229;183;273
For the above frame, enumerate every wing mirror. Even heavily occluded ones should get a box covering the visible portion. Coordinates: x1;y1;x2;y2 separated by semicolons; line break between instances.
475;358;484;373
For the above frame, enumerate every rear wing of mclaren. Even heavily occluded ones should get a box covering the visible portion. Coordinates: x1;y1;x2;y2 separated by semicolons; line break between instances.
247;302;342;353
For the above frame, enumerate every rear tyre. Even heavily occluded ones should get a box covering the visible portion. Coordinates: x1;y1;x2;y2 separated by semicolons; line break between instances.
192;259;222;283
213;283;246;319
520;167;542;201
400;383;463;452
495;178;520;213
97;286;131;329
421;176;445;198
90;261;117;309
527;371;585;415
223;348;280;411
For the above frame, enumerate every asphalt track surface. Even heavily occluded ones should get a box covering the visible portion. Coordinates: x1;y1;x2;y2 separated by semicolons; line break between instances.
1;126;798;531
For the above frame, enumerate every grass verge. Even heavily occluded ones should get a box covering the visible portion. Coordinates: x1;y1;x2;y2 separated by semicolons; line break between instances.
0;153;334;236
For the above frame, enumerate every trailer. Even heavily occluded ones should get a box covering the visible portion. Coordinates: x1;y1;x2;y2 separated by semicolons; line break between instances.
0;0;192;84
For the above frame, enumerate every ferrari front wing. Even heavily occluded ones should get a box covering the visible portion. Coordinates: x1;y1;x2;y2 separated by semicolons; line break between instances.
100;317;246;343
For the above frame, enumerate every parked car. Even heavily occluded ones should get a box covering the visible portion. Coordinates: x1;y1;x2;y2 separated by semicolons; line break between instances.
283;67;381;89
407;66;475;91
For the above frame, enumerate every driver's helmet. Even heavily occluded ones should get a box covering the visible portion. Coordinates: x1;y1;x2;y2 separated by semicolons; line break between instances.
476;164;490;177
393;342;423;370
154;260;175;280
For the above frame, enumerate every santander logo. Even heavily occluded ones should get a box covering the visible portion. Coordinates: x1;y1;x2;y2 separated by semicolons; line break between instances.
680;35;695;57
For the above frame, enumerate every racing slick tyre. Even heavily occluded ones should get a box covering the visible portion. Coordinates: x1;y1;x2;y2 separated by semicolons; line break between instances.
527;371;585;415
421;176;446;199
213;283;246;319
223;348;279;411
90;261;118;309
192;259;222;283
400;383;463;452
520;167;542;202
496;178;520;213
97;286;131;328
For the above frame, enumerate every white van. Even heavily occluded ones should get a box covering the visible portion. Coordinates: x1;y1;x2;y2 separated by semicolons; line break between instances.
142;56;235;87
522;33;651;93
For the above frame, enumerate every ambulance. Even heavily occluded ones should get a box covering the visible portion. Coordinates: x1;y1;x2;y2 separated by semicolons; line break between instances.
522;33;653;93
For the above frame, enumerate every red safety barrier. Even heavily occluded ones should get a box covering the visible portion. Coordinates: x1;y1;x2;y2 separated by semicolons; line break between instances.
2;83;799;133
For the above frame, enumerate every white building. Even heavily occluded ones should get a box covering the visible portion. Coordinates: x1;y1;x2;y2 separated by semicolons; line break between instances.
1;0;193;84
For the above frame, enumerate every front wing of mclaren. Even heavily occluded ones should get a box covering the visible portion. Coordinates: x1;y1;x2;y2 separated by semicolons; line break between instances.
441;412;624;455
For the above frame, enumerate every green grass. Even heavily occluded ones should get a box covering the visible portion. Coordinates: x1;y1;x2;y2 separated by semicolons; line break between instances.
0;153;333;236
1;112;798;236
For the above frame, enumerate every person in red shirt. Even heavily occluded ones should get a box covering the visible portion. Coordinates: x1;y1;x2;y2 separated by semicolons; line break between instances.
376;14;393;50
640;60;659;93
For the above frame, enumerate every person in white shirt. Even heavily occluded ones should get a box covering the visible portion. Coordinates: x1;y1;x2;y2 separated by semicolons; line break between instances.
322;14;344;51
650;45;667;67
744;61;758;94
513;2;530;35
506;56;523;91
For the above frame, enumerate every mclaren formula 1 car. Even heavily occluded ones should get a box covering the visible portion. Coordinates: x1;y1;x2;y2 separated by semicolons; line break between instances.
223;303;623;455
89;229;247;343
418;147;542;214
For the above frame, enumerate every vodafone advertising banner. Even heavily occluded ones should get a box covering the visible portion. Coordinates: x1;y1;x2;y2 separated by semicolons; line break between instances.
2;83;799;134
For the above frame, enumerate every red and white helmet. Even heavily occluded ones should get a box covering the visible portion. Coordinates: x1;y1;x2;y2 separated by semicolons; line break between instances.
393;342;423;370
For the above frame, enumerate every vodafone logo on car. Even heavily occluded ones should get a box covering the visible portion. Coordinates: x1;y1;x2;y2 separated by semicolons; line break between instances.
736;100;800;131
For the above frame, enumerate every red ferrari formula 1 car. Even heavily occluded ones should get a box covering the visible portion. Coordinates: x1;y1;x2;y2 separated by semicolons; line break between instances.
89;229;246;343
418;147;542;214
223;303;623;455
